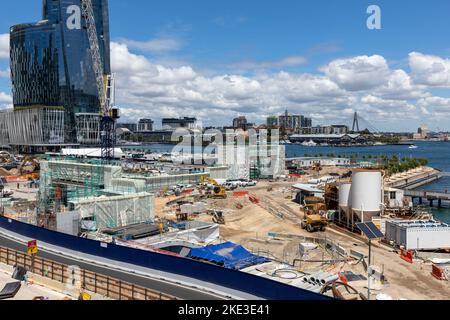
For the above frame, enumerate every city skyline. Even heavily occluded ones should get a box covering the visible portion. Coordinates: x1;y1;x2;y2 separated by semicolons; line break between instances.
1;1;450;131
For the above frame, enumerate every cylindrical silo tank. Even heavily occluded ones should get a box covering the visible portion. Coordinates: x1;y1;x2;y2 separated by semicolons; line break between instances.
351;169;382;222
338;182;352;217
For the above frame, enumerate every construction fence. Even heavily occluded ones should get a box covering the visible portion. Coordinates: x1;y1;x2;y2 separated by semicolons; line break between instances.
0;246;176;300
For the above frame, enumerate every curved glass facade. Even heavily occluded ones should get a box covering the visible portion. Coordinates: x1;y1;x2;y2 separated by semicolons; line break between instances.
10;0;110;143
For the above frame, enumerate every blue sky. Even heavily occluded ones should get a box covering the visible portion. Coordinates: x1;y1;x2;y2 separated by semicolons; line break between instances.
1;0;450;131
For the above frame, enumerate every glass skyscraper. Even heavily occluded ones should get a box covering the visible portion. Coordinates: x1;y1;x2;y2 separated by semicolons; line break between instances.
9;0;110;144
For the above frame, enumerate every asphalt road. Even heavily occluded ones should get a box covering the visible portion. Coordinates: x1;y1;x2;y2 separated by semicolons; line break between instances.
0;234;225;300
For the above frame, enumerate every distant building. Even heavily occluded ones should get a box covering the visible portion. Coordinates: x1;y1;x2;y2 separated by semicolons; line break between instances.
267;116;279;127
1;0;111;152
162;117;198;130
117;123;138;132
302;125;349;135
302;117;312;128
233;116;248;130
413;125;428;140
137;119;154;132
279;110;302;133
289;134;367;145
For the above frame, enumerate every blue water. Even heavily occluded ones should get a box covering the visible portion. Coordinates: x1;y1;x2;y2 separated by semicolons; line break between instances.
123;141;450;222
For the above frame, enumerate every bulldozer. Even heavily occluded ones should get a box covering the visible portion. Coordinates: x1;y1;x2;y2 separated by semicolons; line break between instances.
200;176;227;199
301;214;328;233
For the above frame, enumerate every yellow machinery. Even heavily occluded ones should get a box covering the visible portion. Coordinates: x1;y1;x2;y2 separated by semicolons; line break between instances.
312;162;323;177
301;214;328;233
18;156;40;180
200;176;227;199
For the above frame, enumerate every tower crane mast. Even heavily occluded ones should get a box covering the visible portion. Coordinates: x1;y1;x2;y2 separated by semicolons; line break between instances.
81;0;119;160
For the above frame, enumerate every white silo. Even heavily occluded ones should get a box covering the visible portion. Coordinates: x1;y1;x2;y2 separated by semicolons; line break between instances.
338;182;352;217
351;169;383;222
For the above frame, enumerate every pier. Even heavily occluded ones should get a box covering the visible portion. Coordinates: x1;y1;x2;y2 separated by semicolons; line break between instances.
404;190;450;208
385;167;441;190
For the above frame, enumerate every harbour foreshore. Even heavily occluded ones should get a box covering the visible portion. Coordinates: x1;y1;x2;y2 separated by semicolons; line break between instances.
385;167;441;190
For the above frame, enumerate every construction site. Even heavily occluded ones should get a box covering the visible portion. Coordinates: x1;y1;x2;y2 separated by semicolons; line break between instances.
0;145;448;300
0;0;449;302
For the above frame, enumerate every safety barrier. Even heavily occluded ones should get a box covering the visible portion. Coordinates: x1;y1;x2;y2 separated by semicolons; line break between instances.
431;264;448;281
0;246;176;300
0;216;331;300
400;249;414;264
233;191;249;198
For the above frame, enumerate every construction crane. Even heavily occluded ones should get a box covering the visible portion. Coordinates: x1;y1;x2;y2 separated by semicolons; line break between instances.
200;176;227;199
81;0;119;161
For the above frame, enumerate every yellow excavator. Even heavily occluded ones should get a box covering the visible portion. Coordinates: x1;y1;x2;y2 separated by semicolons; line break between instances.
18;156;40;180
200;176;227;199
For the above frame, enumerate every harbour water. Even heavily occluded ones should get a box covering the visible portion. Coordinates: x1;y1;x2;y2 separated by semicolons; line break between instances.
123;141;450;223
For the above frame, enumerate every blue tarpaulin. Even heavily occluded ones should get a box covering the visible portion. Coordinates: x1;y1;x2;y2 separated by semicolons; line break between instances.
188;242;270;270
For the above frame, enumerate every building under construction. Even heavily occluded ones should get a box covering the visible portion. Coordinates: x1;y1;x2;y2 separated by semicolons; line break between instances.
38;157;229;231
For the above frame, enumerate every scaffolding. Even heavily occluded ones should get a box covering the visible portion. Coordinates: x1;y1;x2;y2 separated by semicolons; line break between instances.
39;159;106;212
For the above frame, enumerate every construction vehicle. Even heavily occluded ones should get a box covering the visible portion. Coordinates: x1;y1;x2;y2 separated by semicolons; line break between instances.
212;210;225;224
18;156;40;178
200;176;227;199
81;0;119;160
301;214;328;233
312;162;323;177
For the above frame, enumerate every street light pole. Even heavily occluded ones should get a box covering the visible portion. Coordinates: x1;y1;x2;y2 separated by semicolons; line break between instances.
368;238;372;300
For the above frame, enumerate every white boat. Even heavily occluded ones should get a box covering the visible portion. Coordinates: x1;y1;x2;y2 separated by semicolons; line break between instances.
302;140;317;147
409;145;418;149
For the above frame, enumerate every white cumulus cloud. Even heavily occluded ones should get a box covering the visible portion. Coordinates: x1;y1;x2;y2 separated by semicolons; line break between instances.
116;37;183;53
0;34;9;59
409;52;450;87
76;43;450;128
322;55;391;91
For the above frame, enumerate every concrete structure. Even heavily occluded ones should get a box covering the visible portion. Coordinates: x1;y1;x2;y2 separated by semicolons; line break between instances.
162;117;198;130
39;158;226;209
0;108;66;152
137;119;154;132
217;144;286;180
385;220;450;250
278;110;302;133
413;125;428;140
68;192;155;230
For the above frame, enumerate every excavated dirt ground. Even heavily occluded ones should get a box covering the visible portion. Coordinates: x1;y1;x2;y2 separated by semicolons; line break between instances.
156;178;450;300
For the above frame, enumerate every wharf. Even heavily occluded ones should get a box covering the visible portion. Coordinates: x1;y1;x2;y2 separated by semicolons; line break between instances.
385;167;440;190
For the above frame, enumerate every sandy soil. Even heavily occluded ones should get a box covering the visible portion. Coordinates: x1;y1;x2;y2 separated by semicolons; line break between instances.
155;177;450;300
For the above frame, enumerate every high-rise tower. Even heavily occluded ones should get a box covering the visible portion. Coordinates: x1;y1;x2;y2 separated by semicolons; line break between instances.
7;0;110;147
